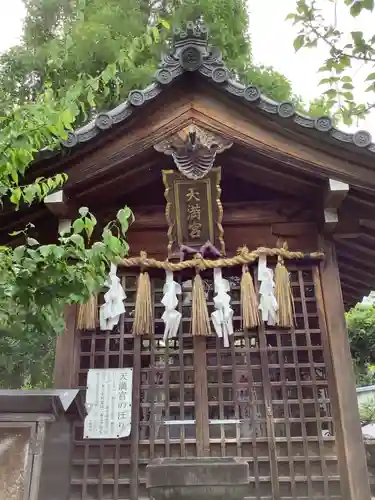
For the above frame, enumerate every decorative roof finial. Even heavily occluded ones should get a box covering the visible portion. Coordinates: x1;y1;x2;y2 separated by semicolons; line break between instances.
154;21;228;85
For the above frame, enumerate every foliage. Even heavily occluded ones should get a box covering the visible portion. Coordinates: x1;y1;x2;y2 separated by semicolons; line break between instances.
288;0;375;125
359;396;375;425
0;206;134;388
347;298;375;386
0;0;297;113
0;18;161;388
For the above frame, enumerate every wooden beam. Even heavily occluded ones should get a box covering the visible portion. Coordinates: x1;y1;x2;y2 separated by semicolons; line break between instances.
271;221;316;238
343;194;375;220
336;238;375;258
340;272;370;290
99;200;313;230
323;179;349;234
337;251;375;279
360;218;375;231
58;219;71;235
229;158;317;198
315;243;371;500
325;179;349;209
338;258;375;284
74;159;162;201
44;190;76;218
324;208;338;233
342;293;358;307
341;281;367;296
53;304;79;389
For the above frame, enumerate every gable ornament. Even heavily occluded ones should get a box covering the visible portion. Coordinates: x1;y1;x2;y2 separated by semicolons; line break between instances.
155;124;232;180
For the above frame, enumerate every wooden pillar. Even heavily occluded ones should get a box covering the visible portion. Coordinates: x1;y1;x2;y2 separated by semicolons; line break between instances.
318;239;370;500
45;191;80;389
53;304;79;389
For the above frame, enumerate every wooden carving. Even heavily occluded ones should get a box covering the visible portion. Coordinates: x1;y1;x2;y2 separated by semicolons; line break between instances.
162;167;225;257
155;125;232;180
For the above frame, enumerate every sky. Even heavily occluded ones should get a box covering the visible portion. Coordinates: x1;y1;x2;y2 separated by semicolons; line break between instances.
249;0;375;133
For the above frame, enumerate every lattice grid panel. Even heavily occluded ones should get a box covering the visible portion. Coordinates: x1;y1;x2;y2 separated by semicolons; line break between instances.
202;268;341;500
71;275;135;500
70;267;342;500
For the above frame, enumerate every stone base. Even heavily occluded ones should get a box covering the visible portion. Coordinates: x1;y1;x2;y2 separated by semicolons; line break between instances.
147;457;249;500
365;437;375;496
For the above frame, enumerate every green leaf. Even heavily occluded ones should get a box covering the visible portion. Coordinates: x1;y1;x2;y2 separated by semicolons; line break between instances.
87;89;96;108
342;82;354;90
293;35;305;51
351;30;364;44
27;237;39;246
52;246;65;259
78;206;89;217
39;246;52;258
84;219;95;240
13;245;25;262
319;78;332;85
159;18;170;29
342;91;354;100
73;219;85;233
10;187;22;208
324;89;338;99
366;73;375;81
70;234;85;247
11;170;19;184
350;2;362;16
117;206;134;236
23;185;37;204
362;0;374;10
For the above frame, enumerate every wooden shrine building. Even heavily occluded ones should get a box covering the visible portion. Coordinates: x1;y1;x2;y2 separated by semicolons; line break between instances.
2;21;375;500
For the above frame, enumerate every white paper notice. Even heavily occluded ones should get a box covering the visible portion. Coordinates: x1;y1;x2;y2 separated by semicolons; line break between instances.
84;368;133;439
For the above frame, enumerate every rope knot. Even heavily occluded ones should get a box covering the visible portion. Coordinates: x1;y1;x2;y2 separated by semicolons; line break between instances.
237;245;249;257
194;253;205;272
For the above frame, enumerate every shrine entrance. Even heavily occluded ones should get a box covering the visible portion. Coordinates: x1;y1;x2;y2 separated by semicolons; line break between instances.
71;264;342;500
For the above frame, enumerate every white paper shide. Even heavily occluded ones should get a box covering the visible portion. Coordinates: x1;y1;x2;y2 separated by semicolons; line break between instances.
258;255;278;325
161;271;182;343
100;263;126;331
84;368;133;439
211;268;234;347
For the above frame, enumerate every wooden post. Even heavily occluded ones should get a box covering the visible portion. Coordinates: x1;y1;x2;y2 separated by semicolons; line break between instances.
45;199;79;390
193;337;210;457
130;337;141;500
318;239;370;500
53;304;79;389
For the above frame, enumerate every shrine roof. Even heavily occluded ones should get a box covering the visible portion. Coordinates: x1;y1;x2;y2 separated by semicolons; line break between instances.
61;21;374;156
3;23;375;309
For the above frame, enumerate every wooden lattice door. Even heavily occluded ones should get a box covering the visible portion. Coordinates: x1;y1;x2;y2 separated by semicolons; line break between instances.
70;266;342;500
201;267;342;500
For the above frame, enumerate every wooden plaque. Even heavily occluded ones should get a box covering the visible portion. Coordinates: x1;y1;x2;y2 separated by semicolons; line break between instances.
162;168;225;256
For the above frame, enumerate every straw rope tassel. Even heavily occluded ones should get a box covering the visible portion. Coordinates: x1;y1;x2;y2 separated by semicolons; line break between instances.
77;294;98;330
275;244;295;328
133;253;153;336
191;268;211;337
241;264;260;329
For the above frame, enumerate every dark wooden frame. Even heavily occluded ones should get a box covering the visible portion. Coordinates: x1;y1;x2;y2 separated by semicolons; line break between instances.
68;264;357;500
316;240;371;500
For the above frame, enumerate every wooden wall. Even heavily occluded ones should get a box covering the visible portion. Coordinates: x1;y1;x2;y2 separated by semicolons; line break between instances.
125;200;319;260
